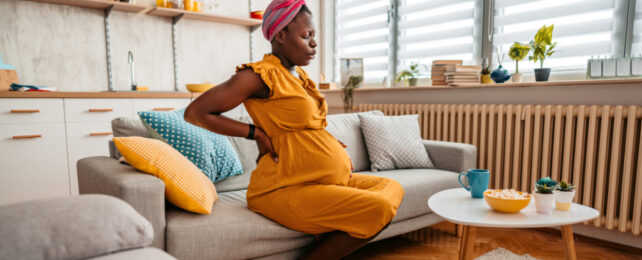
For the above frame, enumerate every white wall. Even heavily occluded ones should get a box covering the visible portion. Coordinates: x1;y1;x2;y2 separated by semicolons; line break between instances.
0;0;321;92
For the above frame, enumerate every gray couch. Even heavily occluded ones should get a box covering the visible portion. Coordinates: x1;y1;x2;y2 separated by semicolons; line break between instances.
0;194;176;260
77;111;476;260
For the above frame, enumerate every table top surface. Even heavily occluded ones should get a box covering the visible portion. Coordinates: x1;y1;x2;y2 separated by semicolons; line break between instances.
428;188;600;228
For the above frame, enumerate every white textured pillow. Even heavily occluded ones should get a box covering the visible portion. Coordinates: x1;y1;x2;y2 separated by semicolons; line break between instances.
359;114;434;171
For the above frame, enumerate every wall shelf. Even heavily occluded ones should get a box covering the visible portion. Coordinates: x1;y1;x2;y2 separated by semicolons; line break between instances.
26;0;147;13
146;7;262;27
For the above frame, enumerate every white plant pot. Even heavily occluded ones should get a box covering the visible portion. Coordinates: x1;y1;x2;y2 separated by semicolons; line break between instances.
511;72;523;83
554;190;576;211
533;192;555;214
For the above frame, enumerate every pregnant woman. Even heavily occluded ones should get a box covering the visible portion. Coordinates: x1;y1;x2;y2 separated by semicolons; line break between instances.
184;0;404;259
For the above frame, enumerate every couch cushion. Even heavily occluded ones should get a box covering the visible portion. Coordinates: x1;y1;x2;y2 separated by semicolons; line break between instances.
325;110;383;171
89;248;176;260
215;115;258;192
359;114;434;171
138;109;243;182
357;168;460;222
165;190;312;260
114;137;217;214
112;116;152;138
0;194;153;260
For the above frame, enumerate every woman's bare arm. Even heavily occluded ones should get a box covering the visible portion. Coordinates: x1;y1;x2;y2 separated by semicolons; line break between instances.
184;69;278;162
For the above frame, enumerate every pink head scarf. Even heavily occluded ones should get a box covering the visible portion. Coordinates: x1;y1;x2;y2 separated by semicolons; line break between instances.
262;0;306;42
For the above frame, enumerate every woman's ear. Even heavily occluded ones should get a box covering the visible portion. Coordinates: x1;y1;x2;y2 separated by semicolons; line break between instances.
274;30;287;45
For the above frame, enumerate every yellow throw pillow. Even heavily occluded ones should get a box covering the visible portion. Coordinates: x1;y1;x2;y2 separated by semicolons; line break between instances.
113;136;217;214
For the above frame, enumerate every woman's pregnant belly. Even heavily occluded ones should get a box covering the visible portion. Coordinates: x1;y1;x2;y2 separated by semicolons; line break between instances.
248;129;353;196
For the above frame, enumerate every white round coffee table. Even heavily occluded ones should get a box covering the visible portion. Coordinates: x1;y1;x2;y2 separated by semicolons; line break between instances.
428;188;599;260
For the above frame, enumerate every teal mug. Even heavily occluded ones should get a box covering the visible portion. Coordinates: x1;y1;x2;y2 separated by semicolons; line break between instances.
458;169;490;198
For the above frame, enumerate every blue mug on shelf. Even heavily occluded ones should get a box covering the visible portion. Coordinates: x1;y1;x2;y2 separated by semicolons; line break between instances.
458;169;490;198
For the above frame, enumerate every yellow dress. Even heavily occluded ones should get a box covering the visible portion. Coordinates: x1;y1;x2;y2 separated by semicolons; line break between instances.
237;54;404;239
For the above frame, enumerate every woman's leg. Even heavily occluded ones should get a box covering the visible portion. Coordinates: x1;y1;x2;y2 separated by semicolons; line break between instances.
301;221;391;260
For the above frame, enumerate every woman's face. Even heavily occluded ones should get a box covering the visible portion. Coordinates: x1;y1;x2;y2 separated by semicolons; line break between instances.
278;12;317;66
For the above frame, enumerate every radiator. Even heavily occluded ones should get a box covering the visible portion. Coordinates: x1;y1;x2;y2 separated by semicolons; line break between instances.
359;104;642;235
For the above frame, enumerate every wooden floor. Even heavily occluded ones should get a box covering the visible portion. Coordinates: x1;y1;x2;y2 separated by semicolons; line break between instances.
345;222;642;260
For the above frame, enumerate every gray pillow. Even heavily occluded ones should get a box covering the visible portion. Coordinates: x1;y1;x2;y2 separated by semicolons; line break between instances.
326;110;384;172
111;117;151;138
359;114;434;171
0;195;154;260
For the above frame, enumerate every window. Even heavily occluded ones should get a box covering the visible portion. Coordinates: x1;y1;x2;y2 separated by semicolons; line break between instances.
493;0;616;73
335;0;391;83
397;0;478;73
632;0;642;55
333;0;630;85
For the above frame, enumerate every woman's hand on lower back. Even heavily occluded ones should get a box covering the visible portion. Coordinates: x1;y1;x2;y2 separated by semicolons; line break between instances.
255;128;278;163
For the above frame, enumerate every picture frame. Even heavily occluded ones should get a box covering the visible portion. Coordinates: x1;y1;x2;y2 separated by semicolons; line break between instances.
340;58;365;89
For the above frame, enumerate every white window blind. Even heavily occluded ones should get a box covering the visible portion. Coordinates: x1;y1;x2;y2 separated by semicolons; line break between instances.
335;0;390;83
397;0;477;74
493;0;616;73
631;0;642;55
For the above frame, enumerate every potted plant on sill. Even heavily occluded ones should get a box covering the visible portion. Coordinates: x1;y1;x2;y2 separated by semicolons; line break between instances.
481;58;492;84
341;75;363;113
534;177;557;214
529;24;557;82
554;181;576;211
508;42;530;83
396;61;427;87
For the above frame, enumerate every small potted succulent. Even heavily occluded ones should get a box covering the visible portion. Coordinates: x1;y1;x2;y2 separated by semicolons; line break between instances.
529;24;557;82
534;177;557;214
481;58;492;84
508;42;530;83
554;181;576;211
396;61;427;87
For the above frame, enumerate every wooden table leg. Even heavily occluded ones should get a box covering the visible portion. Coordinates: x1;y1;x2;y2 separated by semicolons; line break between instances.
456;224;463;237
561;225;577;260
458;225;476;260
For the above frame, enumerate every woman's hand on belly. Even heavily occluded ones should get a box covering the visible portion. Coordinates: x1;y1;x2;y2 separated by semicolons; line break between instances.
255;128;279;163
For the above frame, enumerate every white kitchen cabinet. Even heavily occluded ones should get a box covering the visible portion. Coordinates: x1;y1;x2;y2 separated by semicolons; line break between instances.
65;121;113;195
0;123;70;205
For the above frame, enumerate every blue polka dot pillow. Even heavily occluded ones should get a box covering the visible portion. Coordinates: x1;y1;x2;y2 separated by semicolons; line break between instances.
138;109;243;182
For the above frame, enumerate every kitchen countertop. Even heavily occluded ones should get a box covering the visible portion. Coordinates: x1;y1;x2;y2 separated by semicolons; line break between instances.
0;91;195;98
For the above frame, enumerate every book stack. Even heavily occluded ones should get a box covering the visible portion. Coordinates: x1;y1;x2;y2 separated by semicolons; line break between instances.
445;65;482;86
431;60;462;86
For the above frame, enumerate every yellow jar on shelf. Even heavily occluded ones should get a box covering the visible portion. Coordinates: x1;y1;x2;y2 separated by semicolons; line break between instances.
183;0;193;11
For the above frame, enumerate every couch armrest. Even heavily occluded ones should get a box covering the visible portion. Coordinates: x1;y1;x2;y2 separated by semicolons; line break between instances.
77;156;166;249
423;140;477;173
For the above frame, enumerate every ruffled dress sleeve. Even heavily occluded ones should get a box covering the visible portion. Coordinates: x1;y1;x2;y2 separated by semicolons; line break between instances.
236;61;276;98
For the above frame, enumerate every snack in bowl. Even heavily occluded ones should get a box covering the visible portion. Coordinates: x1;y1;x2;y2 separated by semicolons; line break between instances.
484;189;531;213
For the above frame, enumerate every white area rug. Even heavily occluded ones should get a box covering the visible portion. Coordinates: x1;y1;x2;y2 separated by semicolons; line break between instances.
475;247;539;260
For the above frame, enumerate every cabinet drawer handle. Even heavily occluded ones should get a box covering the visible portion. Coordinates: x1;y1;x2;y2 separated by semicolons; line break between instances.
10;109;40;113
13;134;42;139
89;132;113;136
11;109;40;114
153;107;174;111
88;108;114;112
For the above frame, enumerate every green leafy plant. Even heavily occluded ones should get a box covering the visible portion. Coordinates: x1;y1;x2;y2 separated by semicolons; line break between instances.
529;25;557;69
341;75;363;113
509;42;530;73
395;62;427;84
557;181;575;192
535;177;557;194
